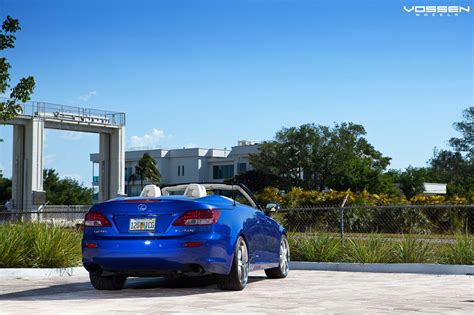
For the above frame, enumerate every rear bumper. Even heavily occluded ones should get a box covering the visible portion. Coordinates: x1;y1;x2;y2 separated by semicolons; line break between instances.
82;232;232;276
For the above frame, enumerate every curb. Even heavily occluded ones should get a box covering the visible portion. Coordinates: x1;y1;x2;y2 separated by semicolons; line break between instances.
1;263;472;278
0;267;88;278
289;261;474;275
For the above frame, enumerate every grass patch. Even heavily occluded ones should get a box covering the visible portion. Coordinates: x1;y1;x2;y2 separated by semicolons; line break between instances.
0;223;82;268
393;235;433;263
288;232;473;265
442;234;474;265
289;234;342;262
344;236;393;263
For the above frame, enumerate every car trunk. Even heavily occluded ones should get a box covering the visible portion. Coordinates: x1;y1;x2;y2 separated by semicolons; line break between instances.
100;198;210;237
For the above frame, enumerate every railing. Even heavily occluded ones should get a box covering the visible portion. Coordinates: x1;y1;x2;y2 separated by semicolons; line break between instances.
1;97;125;126
0;205;90;227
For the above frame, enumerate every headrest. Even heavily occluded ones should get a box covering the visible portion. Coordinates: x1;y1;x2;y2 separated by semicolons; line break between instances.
140;185;162;197
184;184;207;198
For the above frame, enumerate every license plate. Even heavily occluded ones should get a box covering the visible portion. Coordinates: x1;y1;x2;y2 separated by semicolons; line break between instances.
129;218;156;232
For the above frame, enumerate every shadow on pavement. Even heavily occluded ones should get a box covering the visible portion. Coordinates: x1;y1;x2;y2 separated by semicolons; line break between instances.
0;276;267;301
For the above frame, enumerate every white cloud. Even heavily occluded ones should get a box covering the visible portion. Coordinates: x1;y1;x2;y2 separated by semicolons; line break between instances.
78;90;97;102
128;128;166;148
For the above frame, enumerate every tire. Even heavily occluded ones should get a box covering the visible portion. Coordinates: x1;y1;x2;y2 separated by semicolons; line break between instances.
89;273;127;290
217;236;249;291
265;235;290;279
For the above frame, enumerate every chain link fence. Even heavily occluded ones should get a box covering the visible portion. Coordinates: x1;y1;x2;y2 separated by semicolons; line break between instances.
275;204;474;243
1;204;473;240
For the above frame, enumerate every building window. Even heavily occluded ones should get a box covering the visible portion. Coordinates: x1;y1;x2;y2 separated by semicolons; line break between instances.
178;165;181;176
213;165;234;179
237;163;247;174
182;165;184;176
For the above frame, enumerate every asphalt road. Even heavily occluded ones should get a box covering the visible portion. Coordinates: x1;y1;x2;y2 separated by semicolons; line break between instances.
0;270;472;314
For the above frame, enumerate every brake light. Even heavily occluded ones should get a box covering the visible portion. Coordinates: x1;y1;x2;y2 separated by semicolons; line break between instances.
84;211;112;227
173;209;221;226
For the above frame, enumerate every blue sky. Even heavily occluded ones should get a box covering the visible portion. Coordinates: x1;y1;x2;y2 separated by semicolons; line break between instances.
0;0;472;186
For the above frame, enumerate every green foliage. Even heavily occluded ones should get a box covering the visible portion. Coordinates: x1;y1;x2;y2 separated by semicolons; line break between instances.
0;15;35;122
0;223;82;268
250;122;391;193
393;235;433;263
0;224;28;267
443;234;473;265
289;233;342;262
0;173;12;204
344;236;393;263
135;153;161;189
395;167;430;199
287;233;473;265
43;169;92;205
28;224;82;267
430;150;474;199
449;107;473;158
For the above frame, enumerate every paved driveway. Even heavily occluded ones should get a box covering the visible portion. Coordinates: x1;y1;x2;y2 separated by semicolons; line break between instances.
0;271;472;314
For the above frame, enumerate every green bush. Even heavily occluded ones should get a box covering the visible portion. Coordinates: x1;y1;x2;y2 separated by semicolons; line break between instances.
392;235;433;263
443;234;473;265
0;224;28;267
0;223;82;268
344;236;393;263
288;233;473;265
289;233;342;262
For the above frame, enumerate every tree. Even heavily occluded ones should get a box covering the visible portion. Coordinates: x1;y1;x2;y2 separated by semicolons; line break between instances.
429;107;474;197
135;153;161;189
449;107;473;158
395;167;430;199
250;123;391;193
43;169;93;205
0;16;35;123
0;173;12;204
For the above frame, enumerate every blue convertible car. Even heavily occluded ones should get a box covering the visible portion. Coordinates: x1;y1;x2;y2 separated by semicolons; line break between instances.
82;183;289;291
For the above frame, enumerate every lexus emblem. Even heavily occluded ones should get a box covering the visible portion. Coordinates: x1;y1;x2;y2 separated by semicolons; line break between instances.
138;204;147;211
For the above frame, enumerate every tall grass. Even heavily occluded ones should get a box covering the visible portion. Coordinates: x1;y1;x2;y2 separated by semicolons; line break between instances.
0;223;82;268
344;236;393;263
288;233;474;265
393;235;433;263
289;233;341;262
443;234;474;265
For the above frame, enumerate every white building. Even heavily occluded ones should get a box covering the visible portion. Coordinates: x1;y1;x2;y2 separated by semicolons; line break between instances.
90;141;260;197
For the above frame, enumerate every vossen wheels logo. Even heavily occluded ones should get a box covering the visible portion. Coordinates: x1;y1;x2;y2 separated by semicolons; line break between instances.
403;5;470;16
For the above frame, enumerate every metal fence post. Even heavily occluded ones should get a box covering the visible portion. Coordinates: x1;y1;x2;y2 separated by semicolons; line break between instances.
339;194;349;245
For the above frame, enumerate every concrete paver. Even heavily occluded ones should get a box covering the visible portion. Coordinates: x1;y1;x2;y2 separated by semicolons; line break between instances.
0;270;472;314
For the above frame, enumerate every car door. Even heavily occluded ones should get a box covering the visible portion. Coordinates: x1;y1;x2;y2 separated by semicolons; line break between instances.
243;206;267;265
258;211;282;263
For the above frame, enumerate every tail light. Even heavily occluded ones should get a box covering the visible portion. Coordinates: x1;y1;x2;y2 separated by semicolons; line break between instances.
173;209;221;226
84;211;112;227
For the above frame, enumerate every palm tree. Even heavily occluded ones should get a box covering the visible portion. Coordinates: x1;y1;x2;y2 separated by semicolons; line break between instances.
135;153;161;189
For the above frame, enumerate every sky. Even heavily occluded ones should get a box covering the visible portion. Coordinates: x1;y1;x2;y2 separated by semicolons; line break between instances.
0;0;472;186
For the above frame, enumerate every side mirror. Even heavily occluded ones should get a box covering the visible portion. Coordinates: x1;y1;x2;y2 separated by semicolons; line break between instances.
265;202;280;215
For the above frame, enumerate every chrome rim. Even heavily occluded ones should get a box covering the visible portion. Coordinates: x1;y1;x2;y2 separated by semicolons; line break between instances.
280;237;290;275
237;239;249;286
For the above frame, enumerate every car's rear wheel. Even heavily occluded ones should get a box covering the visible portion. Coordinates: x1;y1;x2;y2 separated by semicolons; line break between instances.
89;273;127;290
217;236;249;291
265;235;290;279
